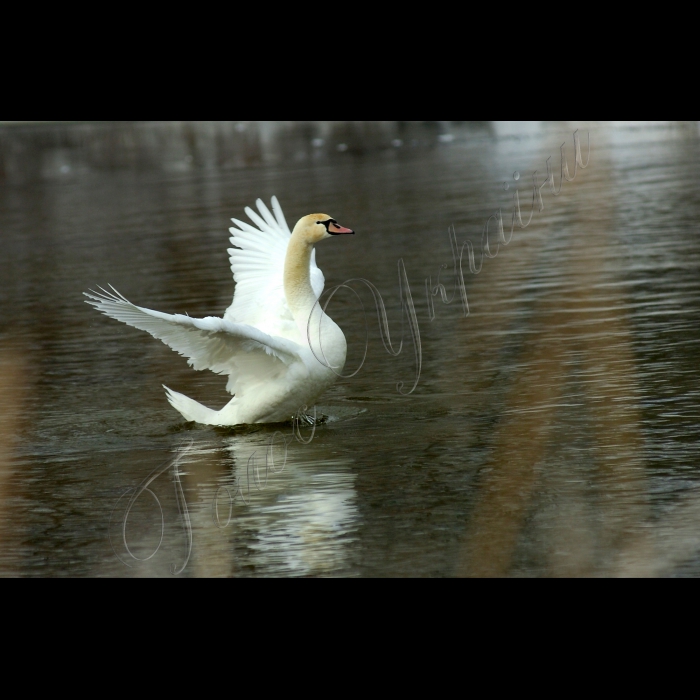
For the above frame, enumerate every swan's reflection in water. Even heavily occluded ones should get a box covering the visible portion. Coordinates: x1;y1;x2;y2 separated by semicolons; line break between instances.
181;431;358;578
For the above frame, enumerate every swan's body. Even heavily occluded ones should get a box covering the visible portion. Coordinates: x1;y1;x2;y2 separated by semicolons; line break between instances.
86;198;355;426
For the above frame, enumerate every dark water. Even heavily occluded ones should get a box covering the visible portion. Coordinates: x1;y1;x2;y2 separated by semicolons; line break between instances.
1;120;700;577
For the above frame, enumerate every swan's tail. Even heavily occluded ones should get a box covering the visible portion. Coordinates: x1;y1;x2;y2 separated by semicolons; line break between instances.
164;386;220;425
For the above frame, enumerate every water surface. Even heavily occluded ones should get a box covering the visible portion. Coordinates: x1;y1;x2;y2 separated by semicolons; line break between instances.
1;120;699;577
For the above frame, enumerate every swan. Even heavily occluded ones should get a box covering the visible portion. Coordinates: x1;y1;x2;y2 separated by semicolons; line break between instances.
85;197;355;426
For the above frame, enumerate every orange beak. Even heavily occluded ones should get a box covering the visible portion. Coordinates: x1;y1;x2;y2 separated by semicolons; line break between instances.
329;222;355;235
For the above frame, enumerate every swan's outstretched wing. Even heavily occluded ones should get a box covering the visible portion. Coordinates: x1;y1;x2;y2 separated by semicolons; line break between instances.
225;197;325;335
85;287;301;394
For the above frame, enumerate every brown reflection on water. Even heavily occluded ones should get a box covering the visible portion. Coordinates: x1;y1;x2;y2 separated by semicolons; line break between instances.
456;149;683;577
182;443;237;579
0;343;29;576
461;146;649;576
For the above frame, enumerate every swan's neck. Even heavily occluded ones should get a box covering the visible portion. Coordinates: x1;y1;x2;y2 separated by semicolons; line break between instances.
284;235;319;338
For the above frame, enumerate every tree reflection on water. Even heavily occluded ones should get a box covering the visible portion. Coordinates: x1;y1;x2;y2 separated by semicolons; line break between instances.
0;121;469;184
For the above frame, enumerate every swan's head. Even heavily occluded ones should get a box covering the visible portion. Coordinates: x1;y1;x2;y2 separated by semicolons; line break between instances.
294;214;355;244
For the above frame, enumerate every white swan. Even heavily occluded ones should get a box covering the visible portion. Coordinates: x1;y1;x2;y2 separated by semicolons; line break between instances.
85;197;355;426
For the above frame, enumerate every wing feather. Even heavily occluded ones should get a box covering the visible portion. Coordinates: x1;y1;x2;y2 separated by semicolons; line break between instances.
272;196;292;235
85;288;300;379
230;219;274;241
244;207;283;241
256;198;283;233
